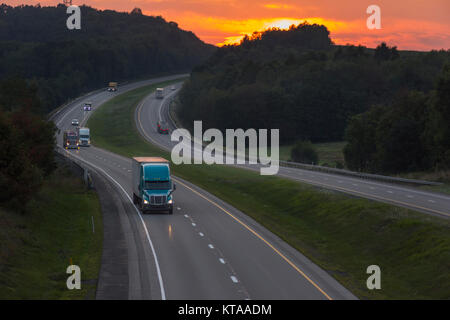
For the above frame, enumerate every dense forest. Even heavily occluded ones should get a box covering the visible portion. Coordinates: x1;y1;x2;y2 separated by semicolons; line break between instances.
178;23;449;173
0;4;215;113
344;64;450;173
0;78;56;211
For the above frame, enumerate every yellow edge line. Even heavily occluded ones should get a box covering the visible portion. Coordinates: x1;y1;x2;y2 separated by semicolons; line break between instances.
137;96;333;300
173;177;333;300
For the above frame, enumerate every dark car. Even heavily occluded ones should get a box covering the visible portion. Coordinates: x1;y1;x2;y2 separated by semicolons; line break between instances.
157;121;169;134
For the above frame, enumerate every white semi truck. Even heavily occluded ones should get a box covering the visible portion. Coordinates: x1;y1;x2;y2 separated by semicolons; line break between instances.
155;88;164;99
77;127;90;147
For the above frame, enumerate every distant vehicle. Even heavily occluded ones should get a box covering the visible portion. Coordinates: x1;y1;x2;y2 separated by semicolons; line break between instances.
155;88;164;99
63;130;79;149
83;102;92;111
171;85;176;91
77;127;90;147
132;157;175;214
71;119;79;126
107;82;118;92
157;121;169;134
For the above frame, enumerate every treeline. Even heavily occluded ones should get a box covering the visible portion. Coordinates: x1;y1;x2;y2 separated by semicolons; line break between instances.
344;64;450;173
178;23;449;147
0;78;56;211
0;4;215;113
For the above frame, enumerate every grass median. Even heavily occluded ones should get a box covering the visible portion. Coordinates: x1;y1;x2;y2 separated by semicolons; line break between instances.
88;81;450;300
0;165;103;299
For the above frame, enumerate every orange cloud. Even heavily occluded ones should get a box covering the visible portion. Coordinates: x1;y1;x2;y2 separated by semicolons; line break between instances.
263;3;294;10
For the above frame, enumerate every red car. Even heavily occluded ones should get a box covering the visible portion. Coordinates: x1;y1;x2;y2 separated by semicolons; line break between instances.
157;121;169;134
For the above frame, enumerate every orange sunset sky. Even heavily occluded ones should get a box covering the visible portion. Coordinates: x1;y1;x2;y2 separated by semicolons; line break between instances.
3;0;450;50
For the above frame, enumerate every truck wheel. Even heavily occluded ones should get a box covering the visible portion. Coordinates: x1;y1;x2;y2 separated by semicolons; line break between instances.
168;208;173;215
132;193;137;205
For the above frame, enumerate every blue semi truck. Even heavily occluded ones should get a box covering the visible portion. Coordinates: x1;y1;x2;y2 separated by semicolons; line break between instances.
132;157;175;214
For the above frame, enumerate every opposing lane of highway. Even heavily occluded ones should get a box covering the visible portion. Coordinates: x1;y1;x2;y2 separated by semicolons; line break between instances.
53;77;356;300
141;87;450;219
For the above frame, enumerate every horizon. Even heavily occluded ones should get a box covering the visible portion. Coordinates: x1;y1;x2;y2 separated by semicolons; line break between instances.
1;1;449;51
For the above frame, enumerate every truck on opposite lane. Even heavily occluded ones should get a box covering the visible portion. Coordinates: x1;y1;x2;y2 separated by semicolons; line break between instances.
132;157;175;214
155;87;164;99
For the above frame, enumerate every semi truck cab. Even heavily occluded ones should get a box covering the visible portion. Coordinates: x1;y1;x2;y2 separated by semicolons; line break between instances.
132;157;175;214
155;88;164;99
63;130;79;149
77;127;90;147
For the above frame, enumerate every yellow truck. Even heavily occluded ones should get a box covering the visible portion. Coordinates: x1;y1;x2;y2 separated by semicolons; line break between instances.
107;82;118;92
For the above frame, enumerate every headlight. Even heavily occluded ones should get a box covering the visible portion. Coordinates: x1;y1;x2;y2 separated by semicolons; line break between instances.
168;199;173;204
143;199;149;204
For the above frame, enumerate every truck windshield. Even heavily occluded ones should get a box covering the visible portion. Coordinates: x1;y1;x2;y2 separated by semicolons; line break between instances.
144;181;171;190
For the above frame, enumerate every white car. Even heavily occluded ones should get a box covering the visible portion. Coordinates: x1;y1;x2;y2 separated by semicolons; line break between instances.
71;119;79;126
171;85;176;91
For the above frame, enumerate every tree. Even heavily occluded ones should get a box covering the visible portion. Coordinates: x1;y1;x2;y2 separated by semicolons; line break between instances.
131;7;142;15
374;42;399;61
291;140;319;164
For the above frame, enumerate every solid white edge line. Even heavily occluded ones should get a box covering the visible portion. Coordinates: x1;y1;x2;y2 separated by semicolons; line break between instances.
63;148;167;300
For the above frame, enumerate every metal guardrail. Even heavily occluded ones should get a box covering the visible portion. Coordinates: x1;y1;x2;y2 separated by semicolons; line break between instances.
55;151;93;189
280;160;443;186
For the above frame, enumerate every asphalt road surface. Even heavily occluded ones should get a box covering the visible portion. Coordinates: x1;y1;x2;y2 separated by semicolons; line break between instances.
53;76;357;300
137;85;450;219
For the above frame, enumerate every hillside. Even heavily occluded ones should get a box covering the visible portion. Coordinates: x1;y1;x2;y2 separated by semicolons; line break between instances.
178;23;449;145
0;4;216;113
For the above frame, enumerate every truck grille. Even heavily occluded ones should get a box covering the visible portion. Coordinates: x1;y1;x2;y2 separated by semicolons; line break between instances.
150;195;167;205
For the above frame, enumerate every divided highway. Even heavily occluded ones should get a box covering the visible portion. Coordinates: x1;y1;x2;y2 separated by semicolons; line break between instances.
139;86;450;219
53;76;356;300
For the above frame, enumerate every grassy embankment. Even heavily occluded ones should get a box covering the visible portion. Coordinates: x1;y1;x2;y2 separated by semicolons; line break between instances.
279;142;346;166
0;165;103;299
279;142;450;195
87;82;450;300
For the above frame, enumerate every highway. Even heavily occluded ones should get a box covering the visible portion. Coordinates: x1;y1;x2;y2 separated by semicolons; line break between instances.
53;76;357;300
140;84;450;219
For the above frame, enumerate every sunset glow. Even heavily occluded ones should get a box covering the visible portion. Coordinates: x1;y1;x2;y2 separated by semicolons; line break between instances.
2;0;450;50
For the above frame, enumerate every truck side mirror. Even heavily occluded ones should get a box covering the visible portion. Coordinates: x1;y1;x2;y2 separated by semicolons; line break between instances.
173;184;176;191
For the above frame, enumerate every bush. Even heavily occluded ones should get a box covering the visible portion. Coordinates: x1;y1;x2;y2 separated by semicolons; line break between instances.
291;140;319;164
